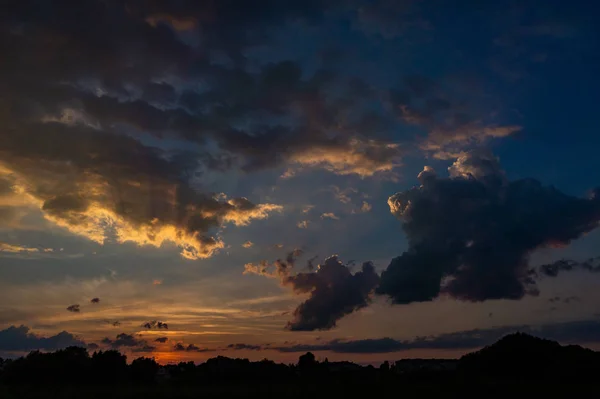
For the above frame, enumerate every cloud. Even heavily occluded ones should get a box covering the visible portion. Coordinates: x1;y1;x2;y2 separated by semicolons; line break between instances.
536;257;600;277
360;201;372;213
242;241;254;248
390;75;521;158
102;333;154;352
90;297;100;304
154;337;169;343
549;295;581;304
320;213;339;220
66;304;81;313
302;206;315;214
246;253;379;331
0;242;39;254
0;123;282;259
1;0;403;183
331;186;357;204
422;125;522;159
226;343;263;351
1;0;529;218
297;220;310;229
142;320;169;330
244;248;305;279
0;325;85;351
284;140;401;178
173;343;214;353
273;318;600;353
284;256;380;331
378;151;600;304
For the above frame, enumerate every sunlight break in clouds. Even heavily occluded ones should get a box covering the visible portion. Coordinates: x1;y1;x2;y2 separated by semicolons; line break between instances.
0;163;281;260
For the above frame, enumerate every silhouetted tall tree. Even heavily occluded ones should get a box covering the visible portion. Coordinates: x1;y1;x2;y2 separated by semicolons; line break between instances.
130;357;159;383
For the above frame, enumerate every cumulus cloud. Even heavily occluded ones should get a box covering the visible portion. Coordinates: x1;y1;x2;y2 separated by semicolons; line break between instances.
378;151;600;304
0;325;85;352
355;201;372;213
331;186;357;204
245;253;379;331
284;256;380;331
242;241;254;248
90;297;100;304
154;337;169;343
320;213;339;220
302;206;315;214
297;220;310;229
66;304;81;313
142;320;169;330
173;343;214;352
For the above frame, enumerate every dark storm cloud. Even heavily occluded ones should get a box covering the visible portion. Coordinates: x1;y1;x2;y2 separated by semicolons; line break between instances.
284;257;380;331
377;151;600;304
245;254;379;331
173;343;214;353
1;0;402;182
142;320;168;330
273;319;600;353
66;304;81;313
1;1;322;258
0;325;84;351
154;337;168;343
0;0;422;267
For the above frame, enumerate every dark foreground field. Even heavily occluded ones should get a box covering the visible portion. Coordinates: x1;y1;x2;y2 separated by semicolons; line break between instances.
2;333;600;398
3;379;600;399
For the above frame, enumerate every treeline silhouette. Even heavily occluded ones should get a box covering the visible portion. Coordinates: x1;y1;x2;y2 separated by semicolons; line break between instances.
1;333;600;398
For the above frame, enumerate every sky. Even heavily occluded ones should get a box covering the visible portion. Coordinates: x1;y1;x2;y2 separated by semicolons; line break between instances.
1;0;600;365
